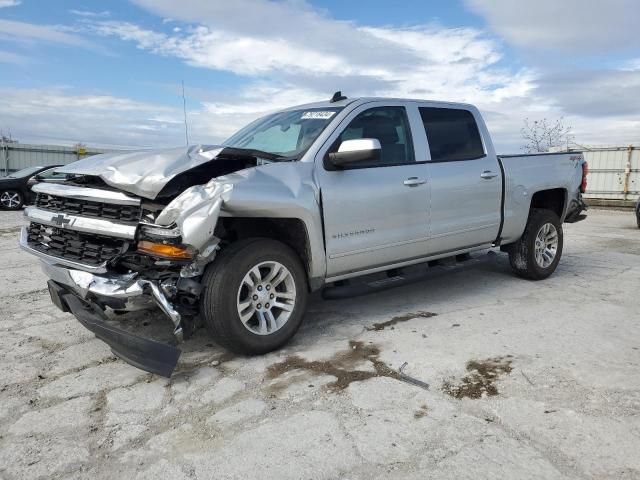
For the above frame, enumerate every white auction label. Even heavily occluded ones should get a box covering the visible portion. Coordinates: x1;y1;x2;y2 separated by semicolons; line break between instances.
301;111;336;120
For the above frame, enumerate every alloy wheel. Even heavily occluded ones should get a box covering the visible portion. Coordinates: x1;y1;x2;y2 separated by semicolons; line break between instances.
0;191;21;209
534;222;558;268
236;260;296;335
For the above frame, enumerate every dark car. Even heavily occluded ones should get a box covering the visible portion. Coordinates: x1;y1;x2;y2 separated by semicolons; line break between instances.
0;165;63;210
636;197;640;228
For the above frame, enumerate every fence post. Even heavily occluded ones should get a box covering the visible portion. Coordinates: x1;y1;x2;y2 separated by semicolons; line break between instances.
623;145;632;200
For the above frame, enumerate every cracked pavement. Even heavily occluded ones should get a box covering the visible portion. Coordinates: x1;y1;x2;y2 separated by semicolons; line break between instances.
0;209;639;479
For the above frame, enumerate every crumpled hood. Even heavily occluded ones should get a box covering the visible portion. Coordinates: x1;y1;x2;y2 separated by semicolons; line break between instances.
57;144;225;199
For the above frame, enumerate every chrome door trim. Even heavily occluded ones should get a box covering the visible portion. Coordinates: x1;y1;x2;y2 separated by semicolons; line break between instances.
429;223;500;239
328;235;430;259
32;183;141;206
24;206;137;239
328;223;498;259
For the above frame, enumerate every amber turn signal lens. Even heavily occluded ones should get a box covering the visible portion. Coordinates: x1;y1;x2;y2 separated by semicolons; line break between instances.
137;241;193;259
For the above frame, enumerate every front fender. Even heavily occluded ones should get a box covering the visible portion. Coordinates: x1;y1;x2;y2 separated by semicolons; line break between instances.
156;162;326;279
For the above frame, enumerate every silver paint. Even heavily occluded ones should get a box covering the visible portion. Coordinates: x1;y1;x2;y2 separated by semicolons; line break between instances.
56;145;225;199
25;97;586;302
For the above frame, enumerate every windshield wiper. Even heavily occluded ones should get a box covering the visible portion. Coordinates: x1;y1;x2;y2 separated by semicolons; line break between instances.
220;147;289;161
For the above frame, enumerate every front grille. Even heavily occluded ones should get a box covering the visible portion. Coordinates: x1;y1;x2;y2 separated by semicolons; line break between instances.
27;222;128;266
35;193;141;222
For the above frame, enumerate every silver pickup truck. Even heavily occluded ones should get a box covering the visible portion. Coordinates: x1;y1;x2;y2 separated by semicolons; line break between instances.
20;94;588;376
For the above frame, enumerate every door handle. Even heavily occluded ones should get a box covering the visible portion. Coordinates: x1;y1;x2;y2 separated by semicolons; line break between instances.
403;177;427;187
480;171;499;179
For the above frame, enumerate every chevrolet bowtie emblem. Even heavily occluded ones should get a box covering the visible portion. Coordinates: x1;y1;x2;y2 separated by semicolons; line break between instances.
51;214;70;227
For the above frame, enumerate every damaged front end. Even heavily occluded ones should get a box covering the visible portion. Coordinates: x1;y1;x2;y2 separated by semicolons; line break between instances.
19;145;260;376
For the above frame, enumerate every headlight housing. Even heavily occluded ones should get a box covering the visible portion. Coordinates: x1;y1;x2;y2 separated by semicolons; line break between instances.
138;225;194;260
137;240;194;260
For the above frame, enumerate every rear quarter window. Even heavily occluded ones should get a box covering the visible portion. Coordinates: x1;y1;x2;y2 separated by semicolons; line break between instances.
419;107;485;162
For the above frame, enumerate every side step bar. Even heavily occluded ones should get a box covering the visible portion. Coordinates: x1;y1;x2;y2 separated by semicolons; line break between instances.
322;253;491;300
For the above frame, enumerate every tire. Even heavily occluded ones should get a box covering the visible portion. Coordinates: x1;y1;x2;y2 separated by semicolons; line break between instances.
200;238;308;355
0;190;24;210
508;208;563;280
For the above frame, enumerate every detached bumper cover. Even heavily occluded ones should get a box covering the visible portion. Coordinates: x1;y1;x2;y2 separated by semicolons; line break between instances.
49;281;181;377
565;195;588;223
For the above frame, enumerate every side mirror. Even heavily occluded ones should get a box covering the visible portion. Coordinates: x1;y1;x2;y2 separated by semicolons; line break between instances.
327;138;381;168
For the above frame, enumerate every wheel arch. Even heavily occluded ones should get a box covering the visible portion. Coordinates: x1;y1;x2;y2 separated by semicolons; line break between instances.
529;188;568;221
217;216;319;290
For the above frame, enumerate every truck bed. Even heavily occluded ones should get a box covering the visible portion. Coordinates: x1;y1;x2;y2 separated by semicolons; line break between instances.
497;151;585;244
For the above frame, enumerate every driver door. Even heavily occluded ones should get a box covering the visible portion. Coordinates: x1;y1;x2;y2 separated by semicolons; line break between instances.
315;103;430;278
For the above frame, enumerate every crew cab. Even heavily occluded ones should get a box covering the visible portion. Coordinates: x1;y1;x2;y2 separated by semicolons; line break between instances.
20;94;588;376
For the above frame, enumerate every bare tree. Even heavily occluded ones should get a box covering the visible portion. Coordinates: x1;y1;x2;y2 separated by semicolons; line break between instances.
521;118;572;153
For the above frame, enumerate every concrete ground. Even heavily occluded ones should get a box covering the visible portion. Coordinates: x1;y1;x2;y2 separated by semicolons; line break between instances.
0;208;639;480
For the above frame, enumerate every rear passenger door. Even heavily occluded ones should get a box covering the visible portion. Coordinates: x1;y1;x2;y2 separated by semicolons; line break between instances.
418;105;502;253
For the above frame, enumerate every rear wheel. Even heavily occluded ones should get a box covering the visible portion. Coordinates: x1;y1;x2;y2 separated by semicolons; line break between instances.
508;208;563;280
200;238;308;354
0;190;23;210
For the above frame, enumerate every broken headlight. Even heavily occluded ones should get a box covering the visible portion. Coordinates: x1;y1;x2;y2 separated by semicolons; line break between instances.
138;225;194;260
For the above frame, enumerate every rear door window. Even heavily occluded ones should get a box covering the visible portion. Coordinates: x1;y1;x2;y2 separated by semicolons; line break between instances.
419;107;485;162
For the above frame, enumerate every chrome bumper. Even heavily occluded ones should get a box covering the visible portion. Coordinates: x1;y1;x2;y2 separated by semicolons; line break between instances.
40;260;183;341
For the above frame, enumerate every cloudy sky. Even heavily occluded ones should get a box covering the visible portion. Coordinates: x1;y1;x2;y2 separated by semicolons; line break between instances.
0;0;638;151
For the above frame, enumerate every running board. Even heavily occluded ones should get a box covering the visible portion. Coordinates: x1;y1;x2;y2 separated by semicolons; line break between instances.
322;253;491;300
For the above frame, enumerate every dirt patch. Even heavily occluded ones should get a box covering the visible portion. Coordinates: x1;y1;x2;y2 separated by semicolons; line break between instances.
414;404;429;419
266;340;404;391
367;311;437;331
0;226;22;236
605;238;639;255
442;356;514;399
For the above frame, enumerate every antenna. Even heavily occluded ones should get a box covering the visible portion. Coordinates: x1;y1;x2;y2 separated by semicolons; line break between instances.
181;80;189;146
330;91;347;103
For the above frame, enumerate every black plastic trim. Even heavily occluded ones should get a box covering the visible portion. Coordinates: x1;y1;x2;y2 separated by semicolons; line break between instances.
493;157;506;245
60;290;181;377
498;151;583;159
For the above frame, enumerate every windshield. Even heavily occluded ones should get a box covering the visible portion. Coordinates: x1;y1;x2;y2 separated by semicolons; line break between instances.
223;107;343;159
7;166;42;178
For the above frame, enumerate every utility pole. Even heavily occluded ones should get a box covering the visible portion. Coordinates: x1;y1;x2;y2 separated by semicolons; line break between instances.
181;80;189;146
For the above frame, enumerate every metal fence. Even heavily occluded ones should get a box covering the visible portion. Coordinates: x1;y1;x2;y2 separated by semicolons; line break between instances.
578;146;638;206
552;144;639;207
0;142;122;176
3;141;639;206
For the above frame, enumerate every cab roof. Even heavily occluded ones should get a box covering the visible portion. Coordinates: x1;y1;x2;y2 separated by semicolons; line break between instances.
282;96;477;112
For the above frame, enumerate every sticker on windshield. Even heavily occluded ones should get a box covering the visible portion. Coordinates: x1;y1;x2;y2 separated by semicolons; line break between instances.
301;111;336;120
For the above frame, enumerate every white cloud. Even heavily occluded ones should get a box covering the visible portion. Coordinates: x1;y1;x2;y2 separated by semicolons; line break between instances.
465;0;640;54
91;19;529;103
0;88;185;147
2;0;639;152
69;9;110;18
88;11;540;151
622;59;640;71
0;49;29;64
0;19;92;48
535;70;640;117
0;0;20;8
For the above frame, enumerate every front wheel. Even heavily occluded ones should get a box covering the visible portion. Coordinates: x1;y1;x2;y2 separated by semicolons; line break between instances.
200;238;308;355
508;208;563;280
0;190;24;210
